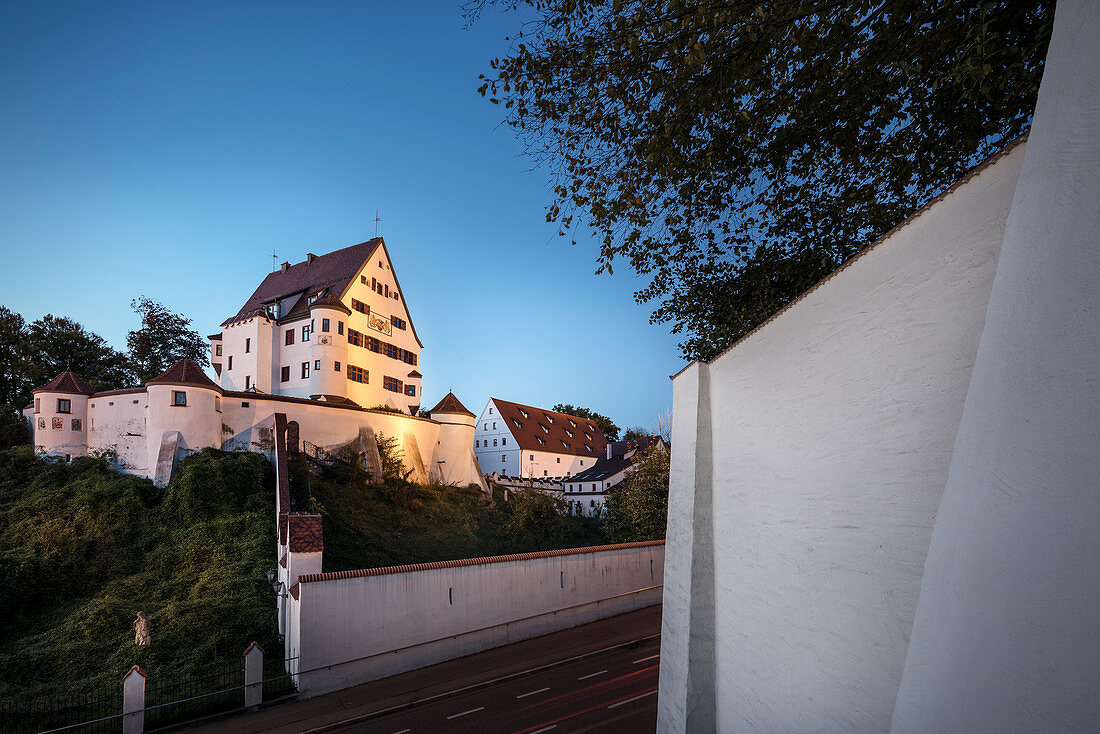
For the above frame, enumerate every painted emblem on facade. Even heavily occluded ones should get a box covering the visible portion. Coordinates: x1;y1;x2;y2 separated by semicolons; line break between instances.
52;417;63;430
367;311;392;336
72;419;82;431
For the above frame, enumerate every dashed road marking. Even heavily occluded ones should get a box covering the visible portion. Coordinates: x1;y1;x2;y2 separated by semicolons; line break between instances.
391;730;411;734
517;686;551;699
577;669;608;681
607;689;658;709
530;726;558;733
633;654;660;664
446;706;485;720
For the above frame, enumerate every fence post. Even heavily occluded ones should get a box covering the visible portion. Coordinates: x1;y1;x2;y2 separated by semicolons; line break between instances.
244;642;264;708
122;665;146;734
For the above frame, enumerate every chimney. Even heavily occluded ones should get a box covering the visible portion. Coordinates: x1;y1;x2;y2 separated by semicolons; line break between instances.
306;253;317;264
280;261;290;273
607;442;613;460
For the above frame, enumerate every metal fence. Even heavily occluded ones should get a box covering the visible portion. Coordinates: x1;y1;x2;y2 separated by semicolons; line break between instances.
0;653;297;734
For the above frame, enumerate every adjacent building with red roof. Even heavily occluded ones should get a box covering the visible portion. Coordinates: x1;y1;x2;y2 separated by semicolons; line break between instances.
473;398;608;479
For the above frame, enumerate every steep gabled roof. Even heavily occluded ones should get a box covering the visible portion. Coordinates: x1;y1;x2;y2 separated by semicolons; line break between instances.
569;436;664;483
428;391;475;417
224;239;383;325
490;398;608;456
147;359;220;390
34;370;94;395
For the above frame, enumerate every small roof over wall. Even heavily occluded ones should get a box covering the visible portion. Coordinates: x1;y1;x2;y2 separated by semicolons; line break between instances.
428;391;476;417
146;358;220;390
34;370;94;395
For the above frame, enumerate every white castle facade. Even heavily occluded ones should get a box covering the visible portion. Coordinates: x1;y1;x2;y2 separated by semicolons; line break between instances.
24;238;486;490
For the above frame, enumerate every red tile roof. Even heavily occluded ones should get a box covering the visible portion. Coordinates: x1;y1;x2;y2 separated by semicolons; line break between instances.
147;359;220;390
491;398;608;456
299;540;665;583
427;391;475;417
34;370;94;395
287;513;324;553
224;239;383;325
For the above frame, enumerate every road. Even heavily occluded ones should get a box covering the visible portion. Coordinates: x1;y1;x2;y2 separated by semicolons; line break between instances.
338;636;660;733
184;605;661;734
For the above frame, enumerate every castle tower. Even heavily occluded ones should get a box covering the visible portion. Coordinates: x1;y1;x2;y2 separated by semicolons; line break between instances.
308;295;352;400
427;391;485;490
31;370;94;459
145;359;223;486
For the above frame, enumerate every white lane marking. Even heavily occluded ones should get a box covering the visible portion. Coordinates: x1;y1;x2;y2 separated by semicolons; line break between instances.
633;654;660;664
578;669;608;681
391;730;411;734
530;726;558;733
607;689;658;709
516;686;551;699
446;706;485;720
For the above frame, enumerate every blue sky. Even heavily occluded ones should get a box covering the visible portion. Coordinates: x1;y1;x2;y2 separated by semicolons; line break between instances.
0;1;684;432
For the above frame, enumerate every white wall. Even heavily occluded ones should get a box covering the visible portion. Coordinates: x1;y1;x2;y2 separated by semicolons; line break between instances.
88;391;148;474
31;391;89;458
660;142;1027;732
892;2;1100;731
290;542;664;697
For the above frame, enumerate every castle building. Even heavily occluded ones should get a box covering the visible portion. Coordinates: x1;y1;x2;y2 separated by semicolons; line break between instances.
473;398;608;479
23;239;486;491
563;435;666;517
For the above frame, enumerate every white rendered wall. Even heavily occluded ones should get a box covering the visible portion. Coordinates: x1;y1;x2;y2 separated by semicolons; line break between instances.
892;2;1100;730
88;391;148;474
291;542;664;697
660;143;1027;732
32;391;89;458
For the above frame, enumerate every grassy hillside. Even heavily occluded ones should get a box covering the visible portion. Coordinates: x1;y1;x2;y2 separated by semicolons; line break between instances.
300;458;607;572
0;447;279;703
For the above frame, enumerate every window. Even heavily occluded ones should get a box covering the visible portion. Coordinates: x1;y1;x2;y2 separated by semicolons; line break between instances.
484;423;488;430
493;439;498;446
351;298;368;314
172;391;187;406
334;361;341;372
540;424;549;433
383;342;399;359
281;366;290;382
244;376;251;390
383;376;403;393
384;284;390;297
57;398;71;414
338;321;344;335
34;398;40;414
502;437;507;445
301;362;310;379
592;484;597;491
215;344;223;357
403;350;418;366
241;401;249;407
557;457;561;463
502;454;506;462
347;329;364;347
580;460;585;466
405;385;416;397
322;318;330;332
492;421;497;429
545;414;553;423
285;329;294;346
391;315;406;330
361;275;367;284
302;325;311;341
519;409;528;418
347;365;367;383
569;419;576;428
530;455;534;461
544;470;548;476
394;292;399;301
565;430;573;438
71;418;82;431
372;277;377;289
561;441;569;448
245;338;251;353
314;360;321;371
475;440;480;448
228;355;233;370
215;397;221;413
367;336;380;353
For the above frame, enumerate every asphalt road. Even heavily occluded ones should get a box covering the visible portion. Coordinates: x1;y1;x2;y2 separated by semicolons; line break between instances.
340;637;660;734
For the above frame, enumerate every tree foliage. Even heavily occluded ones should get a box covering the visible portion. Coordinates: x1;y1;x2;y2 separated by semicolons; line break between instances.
503;487;570;550
474;0;1052;359
552;403;621;440
25;314;135;394
602;443;670;542
127;297;209;383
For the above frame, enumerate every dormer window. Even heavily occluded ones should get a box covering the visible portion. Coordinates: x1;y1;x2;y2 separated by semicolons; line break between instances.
565;429;573;438
512;419;522;429
585;445;593;452
536;437;545;446
519;409;528;419
561;440;569;448
569;419;576;428
584;432;592;441
540;424;549;433
544;414;553;423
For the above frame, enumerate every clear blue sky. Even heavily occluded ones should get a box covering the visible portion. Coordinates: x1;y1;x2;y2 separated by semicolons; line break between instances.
0;1;684;432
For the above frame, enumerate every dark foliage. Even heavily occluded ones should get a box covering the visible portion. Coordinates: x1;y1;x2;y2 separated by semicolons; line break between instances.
127;297;210;384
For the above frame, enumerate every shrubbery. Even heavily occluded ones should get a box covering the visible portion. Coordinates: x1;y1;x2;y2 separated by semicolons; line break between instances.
0;447;278;702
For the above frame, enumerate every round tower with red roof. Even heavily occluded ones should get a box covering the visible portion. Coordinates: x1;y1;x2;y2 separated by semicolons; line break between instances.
31;370;94;460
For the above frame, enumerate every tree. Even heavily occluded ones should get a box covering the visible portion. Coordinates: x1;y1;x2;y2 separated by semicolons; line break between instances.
127;297;209;383
0;307;31;411
622;425;653;444
503;488;568;550
473;0;1052;360
25;315;134;393
552;403;620;441
602;443;670;542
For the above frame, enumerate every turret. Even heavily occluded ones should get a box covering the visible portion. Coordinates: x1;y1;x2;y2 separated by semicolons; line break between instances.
145;359;223;486
32;370;94;459
308;295;352;399
427;391;483;488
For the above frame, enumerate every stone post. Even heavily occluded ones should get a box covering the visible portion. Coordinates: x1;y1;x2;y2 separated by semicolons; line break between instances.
122;665;146;734
243;642;264;708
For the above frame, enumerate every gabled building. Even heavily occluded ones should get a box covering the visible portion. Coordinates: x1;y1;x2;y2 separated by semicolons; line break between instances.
564;435;666;517
473;398;608;479
210;238;423;414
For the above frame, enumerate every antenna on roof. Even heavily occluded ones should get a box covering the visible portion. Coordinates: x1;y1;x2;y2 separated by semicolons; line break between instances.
374;210;382;237
271;247;278;273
